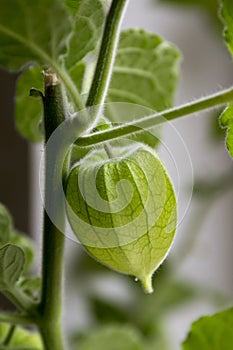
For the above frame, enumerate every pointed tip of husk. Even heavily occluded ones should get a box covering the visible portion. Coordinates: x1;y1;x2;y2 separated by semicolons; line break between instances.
140;274;154;294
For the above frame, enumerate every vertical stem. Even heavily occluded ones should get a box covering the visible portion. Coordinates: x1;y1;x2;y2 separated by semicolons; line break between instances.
38;69;67;350
86;0;128;110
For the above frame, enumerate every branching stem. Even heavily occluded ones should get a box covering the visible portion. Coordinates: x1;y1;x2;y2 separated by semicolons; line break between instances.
76;87;233;147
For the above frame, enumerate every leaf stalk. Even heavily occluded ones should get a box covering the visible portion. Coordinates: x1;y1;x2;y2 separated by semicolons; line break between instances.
76;86;233;147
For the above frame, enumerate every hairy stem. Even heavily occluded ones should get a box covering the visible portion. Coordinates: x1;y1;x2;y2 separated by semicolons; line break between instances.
76;86;233;147
86;0;128;110
37;69;67;350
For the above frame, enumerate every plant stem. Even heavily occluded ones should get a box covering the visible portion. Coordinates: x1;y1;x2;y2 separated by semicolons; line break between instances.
0;312;35;325
37;69;67;350
86;0;128;159
4;286;37;314
2;325;16;346
53;61;85;111
86;0;128;111
76;86;233;147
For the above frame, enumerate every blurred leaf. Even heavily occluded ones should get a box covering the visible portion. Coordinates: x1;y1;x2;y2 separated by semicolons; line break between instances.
158;0;220;25
134;278;195;329
69;61;86;93
209;108;225;142
182;307;233;350
0;203;35;273
90;297;129;324
0;244;25;290
219;104;233;158
11;231;34;273
76;325;144;350
193;173;233;197
15;66;44;142
18;276;41;301
0;323;42;349
221;0;233;58
142;322;169;350
107;29;180;111
0;204;13;245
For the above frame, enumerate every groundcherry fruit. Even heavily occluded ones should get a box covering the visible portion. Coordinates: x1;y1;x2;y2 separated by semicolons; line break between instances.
65;145;177;293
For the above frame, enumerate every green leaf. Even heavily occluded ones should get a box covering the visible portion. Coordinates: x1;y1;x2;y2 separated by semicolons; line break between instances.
0;244;25;290
0;0;72;142
222;0;233;58
0;204;13;245
11;0;106;142
105;29;179;149
107;29;180;111
0;0;71;71
65;145;177;293
11;231;35;273
63;0;107;98
77;325;144;350
182;307;233;350
15;66;44;142
64;0;106;68
219;104;233;158
69;61;87;94
0;204;35;273
0;323;43;349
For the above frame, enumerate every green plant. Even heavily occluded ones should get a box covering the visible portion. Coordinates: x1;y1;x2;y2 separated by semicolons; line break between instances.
0;0;232;349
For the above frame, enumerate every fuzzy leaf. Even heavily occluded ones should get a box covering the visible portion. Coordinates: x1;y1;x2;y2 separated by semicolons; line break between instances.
77;325;144;350
64;0;106;68
66;145;177;293
219;104;233;158
0;244;25;290
13;0;105;142
0;0;71;71
63;0;107;98
0;323;43;349
182;307;233;350
107;29;180;111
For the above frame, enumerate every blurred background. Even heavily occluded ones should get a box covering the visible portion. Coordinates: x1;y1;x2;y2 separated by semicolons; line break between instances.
0;0;233;349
